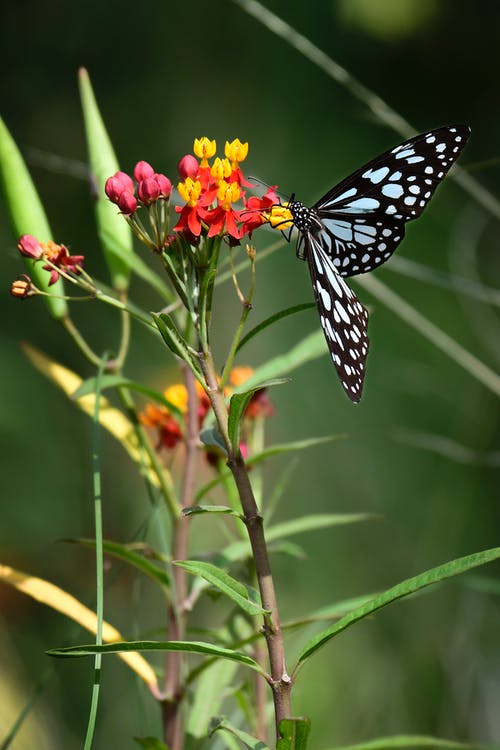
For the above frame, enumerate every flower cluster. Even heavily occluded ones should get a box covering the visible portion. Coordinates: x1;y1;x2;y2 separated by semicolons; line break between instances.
105;161;172;216
140;366;274;455
17;234;84;286
174;137;279;243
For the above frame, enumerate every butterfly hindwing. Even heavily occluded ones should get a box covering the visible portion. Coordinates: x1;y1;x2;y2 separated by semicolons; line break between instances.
306;234;369;402
313;125;470;277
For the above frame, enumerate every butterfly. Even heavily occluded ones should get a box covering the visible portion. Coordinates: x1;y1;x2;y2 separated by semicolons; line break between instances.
285;125;470;402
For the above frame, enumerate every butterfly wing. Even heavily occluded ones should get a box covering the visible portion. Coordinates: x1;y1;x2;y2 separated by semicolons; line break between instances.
313;125;470;277
306;233;369;402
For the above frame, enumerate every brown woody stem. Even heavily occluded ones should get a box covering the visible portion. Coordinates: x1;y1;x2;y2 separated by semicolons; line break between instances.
198;351;291;738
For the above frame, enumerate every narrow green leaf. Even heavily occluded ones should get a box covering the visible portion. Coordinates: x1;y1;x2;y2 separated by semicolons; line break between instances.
182;505;238;517
247;434;346;464
236;303;316;354
298;547;500;665
66;538;170;591
47;640;263;673
174;560;268;617
153;312;201;376
228;390;255;453
239;330;326;389
210;717;271;750
187;660;238;739
0;116;67;319
79;67;132;291
228;378;289;453
326;735;499;750
266;513;375;542
133;737;169;750
71;375;185;425
277;718;311;750
217;514;371;565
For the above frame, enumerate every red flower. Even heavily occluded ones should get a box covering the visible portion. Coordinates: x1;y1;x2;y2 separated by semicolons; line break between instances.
240;187;280;237
118;191;138;215
42;241;84;285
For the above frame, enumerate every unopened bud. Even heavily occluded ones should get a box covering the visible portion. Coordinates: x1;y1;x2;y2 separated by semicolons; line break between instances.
105;171;134;203
10;274;36;298
178;154;199;180
154;173;172;198
138;178;161;205
17;234;44;259
134;160;155;182
118;191;138;215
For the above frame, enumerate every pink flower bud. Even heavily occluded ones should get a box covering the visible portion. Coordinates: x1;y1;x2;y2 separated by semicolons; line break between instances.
138;178;160;205
178;154;199;180
105;171;134;203
154;173;172;198
134;160;155;182
17;234;44;259
118;191;138;215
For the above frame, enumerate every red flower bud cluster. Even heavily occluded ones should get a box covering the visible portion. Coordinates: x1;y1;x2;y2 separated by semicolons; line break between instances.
105;161;172;216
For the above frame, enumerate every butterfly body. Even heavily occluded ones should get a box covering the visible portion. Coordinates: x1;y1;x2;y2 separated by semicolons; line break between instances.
286;125;470;402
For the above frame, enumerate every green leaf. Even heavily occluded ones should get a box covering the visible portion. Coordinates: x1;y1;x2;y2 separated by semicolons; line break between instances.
133;737;169;750
182;505;239;517
265;513;375;541
174;560;268;617
200;426;228;455
236;303;316;354
326;735;499;750
71;375;185;425
47;640;263;673
239;330;326;389
218;513;371;565
209;717;270;750
0;116;67;319
153;312;201;377
277;718;311;750
249;435;346;464
228;378;288;453
66;538;170;591
298;546;500;666
187;660;238;739
78;67;132;291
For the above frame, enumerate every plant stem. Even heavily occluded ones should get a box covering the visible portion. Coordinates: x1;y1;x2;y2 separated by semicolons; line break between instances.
163;364;199;750
198;351;291;738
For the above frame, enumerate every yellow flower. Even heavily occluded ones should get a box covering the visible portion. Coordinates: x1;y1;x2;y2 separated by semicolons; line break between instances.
193;137;217;167
225;138;248;167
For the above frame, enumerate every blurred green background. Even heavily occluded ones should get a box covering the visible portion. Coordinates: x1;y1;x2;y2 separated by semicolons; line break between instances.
2;0;500;747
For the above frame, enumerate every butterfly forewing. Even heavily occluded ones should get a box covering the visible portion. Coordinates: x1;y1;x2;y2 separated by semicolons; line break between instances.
313;125;470;277
306;235;369;402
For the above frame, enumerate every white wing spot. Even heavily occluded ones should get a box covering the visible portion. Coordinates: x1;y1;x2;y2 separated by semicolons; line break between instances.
406;155;425;164
395;148;415;160
386;205;397;215
435;143;446;152
382;183;404;199
425;166;434;174
404;196;417;206
335;300;351;324
362;166;390;184
409;185;421;194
